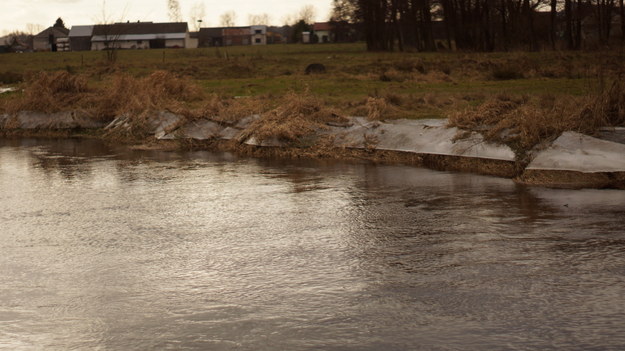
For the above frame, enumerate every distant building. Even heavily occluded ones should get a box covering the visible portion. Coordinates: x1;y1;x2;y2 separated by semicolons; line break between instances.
188;31;199;48
90;22;191;50
68;25;94;51
251;25;267;45
199;27;225;47
198;26;268;47
33;26;69;51
313;22;332;43
266;30;286;44
0;36;9;53
302;31;311;44
224;27;252;46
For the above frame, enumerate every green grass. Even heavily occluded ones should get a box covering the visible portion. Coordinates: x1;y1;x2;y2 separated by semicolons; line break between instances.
0;43;617;119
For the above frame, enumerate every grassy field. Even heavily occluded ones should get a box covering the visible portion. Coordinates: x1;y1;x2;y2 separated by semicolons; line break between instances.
1;43;620;120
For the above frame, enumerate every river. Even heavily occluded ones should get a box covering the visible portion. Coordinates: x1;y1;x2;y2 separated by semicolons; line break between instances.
1;138;624;350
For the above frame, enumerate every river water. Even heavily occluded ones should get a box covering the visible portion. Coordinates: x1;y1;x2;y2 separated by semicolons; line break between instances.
1;138;624;350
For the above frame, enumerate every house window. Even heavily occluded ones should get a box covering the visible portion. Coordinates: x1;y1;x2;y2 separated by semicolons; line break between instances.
255;30;262;34
255;38;261;44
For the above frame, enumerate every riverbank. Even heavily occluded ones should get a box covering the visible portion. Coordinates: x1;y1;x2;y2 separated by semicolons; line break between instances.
1;47;624;189
0;45;620;120
2;110;624;189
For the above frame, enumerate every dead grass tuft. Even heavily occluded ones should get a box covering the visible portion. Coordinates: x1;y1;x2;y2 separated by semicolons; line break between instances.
243;91;347;144
590;75;625;126
366;97;389;120
2;71;89;113
448;79;625;154
93;71;204;125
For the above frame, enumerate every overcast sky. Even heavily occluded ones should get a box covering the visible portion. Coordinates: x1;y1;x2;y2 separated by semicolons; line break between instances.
1;0;333;35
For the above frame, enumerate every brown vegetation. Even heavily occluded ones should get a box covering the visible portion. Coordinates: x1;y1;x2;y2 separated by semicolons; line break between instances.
448;76;625;155
242;91;347;144
1;59;623;161
2;71;89;114
1;70;203;123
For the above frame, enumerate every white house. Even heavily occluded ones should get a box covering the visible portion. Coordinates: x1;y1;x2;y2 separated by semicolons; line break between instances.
251;25;267;45
90;22;191;50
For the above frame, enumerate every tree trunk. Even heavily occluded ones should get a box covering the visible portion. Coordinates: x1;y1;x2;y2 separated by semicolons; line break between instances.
565;0;575;49
621;0;625;43
550;0;557;49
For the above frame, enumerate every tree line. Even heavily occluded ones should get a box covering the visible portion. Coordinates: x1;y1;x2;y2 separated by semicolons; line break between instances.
331;0;625;51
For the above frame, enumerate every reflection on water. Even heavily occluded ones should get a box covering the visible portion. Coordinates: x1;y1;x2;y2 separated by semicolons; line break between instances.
1;138;625;350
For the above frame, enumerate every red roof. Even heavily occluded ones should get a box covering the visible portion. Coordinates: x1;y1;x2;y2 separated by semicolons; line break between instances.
313;22;332;31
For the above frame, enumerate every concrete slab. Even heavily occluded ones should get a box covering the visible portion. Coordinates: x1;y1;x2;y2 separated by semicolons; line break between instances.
151;111;183;138
526;131;625;173
597;127;625;145
235;115;260;129
14;111;105;129
220;127;241;140
0;114;9;128
244;136;287;147
160;119;224;140
328;117;515;161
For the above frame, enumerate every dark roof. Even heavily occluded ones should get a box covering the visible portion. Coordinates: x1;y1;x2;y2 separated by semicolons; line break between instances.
92;22;188;36
34;27;69;38
199;27;225;37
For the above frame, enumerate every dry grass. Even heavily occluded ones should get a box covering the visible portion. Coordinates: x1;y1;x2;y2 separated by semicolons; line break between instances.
449;76;625;153
0;70;205;132
193;95;272;124
1;71;89;114
242;91;347;144
590;74;625;126
95;71;203;119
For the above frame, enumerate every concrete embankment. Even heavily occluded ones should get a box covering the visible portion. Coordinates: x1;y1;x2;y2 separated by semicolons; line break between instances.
1;110;624;189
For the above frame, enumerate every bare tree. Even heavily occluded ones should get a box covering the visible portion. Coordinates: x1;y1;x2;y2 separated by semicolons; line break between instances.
248;13;271;26
168;0;182;22
220;11;237;27
299;5;317;24
281;14;296;26
95;0;127;65
189;2;206;30
25;23;44;35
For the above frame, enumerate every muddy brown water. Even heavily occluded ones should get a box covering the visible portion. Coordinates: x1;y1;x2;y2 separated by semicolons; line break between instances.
1;138;625;350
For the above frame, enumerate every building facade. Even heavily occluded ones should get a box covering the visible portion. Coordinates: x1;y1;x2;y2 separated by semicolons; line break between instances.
90;22;191;50
33;27;69;51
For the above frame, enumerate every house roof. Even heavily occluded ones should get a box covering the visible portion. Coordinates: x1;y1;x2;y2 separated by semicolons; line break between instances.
199;27;226;38
91;33;187;42
69;25;94;37
313;22;332;31
92;22;188;37
34;26;70;38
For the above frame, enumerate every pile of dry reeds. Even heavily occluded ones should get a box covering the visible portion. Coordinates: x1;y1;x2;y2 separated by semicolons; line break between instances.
449;77;625;152
189;95;272;124
0;70;204;123
1;71;89;114
91;71;204;122
243;91;346;143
